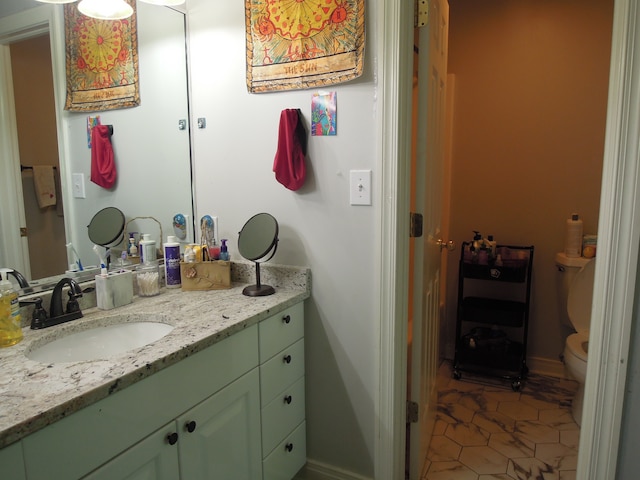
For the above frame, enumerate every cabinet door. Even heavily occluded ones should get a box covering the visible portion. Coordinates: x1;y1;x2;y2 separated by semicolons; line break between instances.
83;423;179;480
0;441;26;480
178;368;262;480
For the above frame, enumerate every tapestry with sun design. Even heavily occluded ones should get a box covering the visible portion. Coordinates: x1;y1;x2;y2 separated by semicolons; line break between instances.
64;0;139;112
245;0;365;93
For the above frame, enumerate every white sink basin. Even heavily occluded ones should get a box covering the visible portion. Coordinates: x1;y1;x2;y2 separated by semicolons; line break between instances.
27;321;174;363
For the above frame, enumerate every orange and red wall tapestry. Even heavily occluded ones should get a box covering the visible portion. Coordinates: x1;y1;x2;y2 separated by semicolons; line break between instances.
245;0;365;93
64;0;140;112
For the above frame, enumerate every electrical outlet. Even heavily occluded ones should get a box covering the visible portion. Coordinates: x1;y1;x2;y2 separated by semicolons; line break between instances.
350;169;372;205
72;173;86;198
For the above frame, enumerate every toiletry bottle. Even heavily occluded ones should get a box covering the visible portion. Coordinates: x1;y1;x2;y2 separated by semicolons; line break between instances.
472;231;483;251
139;234;156;264
564;213;584;258
0;270;23;347
219;239;230;261
164;235;181;288
209;240;221;260
184;244;196;263
486;235;497;259
128;233;138;257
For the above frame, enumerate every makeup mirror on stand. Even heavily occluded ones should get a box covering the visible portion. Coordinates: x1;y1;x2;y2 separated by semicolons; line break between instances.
87;207;125;268
238;213;279;297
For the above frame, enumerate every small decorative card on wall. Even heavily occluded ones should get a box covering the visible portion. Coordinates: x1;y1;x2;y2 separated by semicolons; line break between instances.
245;0;365;93
311;92;337;136
64;0;140;112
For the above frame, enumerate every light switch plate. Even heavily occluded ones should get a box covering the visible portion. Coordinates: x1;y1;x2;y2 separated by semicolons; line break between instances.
350;169;372;205
72;173;86;198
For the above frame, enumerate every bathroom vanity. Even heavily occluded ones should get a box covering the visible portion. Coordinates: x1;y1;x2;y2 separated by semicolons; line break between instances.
0;264;310;480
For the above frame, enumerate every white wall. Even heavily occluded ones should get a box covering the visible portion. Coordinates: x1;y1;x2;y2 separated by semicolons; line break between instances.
188;0;379;475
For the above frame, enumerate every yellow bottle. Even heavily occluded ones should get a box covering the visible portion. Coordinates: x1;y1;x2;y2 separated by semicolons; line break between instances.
0;271;23;347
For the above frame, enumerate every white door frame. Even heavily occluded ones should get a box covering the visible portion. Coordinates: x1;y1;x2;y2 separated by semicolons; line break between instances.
376;0;640;478
0;6;72;277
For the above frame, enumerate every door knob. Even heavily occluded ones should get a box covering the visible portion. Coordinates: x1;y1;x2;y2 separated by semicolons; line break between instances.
437;239;456;251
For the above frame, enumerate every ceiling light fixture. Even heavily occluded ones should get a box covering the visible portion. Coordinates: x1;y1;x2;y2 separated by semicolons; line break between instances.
35;0;183;21
139;0;186;5
77;0;133;20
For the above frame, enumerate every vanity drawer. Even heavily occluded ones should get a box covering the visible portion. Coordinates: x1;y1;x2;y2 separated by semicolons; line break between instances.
262;421;306;480
261;376;305;456
259;303;304;362
260;338;304;405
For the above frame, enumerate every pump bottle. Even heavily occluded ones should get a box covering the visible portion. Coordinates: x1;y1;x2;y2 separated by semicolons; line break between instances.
219;239;230;261
0;269;23;347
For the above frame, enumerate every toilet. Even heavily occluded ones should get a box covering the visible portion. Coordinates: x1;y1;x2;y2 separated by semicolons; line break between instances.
555;253;595;426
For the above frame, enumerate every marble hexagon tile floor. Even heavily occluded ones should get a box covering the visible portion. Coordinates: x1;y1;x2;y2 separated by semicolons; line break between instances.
423;362;580;480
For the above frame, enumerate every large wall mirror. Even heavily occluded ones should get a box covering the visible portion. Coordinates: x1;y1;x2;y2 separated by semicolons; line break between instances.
0;2;194;292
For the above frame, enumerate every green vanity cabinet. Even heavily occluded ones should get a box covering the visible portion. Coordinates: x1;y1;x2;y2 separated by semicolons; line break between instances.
259;302;306;480
23;324;260;480
85;369;262;480
12;300;306;480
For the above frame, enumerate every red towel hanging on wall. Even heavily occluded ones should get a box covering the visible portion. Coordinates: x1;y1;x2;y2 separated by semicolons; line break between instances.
273;109;307;191
90;125;117;189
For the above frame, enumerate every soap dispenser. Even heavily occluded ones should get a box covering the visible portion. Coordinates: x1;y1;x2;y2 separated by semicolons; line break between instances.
219;239;230;261
0;269;23;347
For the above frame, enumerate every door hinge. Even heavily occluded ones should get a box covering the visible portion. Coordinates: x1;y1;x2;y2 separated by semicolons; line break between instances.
407;400;419;423
410;212;423;238
20;227;27;237
415;0;429;27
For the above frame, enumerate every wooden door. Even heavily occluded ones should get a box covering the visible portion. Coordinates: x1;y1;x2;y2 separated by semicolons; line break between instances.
408;0;450;478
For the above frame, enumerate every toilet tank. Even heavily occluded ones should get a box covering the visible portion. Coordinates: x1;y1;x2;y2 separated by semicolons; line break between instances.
555;252;591;330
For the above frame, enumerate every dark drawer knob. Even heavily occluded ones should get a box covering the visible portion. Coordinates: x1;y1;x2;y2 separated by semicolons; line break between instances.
285;443;294;452
167;432;179;445
283;354;292;364
185;420;197;433
282;315;291;324
284;395;292;404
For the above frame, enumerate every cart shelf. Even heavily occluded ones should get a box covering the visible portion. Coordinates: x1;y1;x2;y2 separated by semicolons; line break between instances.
453;242;534;390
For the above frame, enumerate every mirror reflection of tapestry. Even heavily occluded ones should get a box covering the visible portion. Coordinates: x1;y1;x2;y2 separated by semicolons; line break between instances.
64;0;140;112
245;0;365;93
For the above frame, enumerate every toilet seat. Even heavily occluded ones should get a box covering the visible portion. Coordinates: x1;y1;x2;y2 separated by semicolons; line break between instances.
566;333;588;362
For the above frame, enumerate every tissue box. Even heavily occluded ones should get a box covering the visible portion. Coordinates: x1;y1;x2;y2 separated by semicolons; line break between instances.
180;261;231;291
96;271;134;310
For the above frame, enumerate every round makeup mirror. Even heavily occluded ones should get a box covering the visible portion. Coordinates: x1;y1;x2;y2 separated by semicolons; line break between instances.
238;213;279;296
87;207;125;248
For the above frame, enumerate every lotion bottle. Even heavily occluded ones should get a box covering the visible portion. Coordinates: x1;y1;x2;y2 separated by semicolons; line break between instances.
163;235;181;288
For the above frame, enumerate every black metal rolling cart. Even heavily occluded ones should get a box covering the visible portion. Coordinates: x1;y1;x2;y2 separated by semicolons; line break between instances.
453;242;534;390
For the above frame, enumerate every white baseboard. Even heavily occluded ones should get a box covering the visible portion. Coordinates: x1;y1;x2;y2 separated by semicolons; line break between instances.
294;460;373;480
527;355;568;378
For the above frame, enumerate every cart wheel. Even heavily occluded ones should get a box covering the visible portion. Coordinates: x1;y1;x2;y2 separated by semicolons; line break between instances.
511;380;521;391
453;370;461;380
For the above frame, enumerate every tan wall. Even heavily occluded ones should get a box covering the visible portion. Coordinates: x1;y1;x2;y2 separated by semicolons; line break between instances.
443;0;614;365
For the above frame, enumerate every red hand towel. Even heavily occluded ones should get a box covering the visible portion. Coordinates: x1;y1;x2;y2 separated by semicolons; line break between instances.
90;125;117;189
273;109;307;191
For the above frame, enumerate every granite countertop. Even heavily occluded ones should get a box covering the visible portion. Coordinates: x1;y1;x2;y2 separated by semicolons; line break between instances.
0;263;310;449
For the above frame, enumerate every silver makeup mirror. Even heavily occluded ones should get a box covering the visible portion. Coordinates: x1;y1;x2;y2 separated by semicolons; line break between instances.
238;213;279;297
